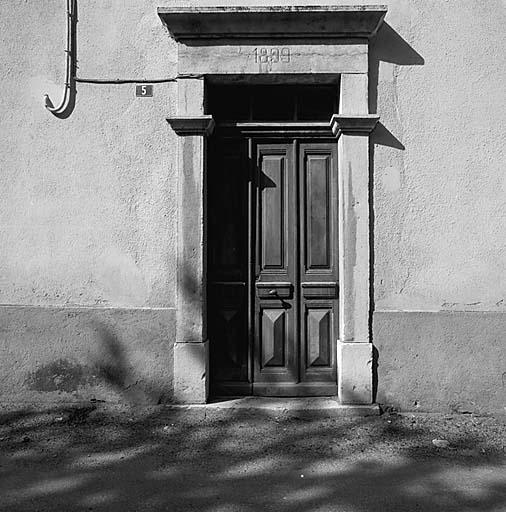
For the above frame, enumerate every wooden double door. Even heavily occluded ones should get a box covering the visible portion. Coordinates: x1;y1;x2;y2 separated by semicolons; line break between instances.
209;135;339;396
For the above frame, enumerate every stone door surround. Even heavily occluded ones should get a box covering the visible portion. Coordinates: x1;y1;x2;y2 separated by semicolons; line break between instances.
160;4;387;404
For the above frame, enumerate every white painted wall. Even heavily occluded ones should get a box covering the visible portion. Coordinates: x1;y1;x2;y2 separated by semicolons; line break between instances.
0;0;178;308
374;0;506;312
3;1;505;313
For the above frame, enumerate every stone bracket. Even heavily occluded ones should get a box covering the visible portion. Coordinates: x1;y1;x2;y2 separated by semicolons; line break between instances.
330;114;380;137
167;115;215;136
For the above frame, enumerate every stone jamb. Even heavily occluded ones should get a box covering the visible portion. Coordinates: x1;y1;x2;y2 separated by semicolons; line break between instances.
167;77;215;403
332;73;378;404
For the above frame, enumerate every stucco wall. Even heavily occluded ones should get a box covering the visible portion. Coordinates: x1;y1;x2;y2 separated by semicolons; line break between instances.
0;0;178;308
374;0;506;312
0;1;179;403
1;0;506;409
372;0;506;411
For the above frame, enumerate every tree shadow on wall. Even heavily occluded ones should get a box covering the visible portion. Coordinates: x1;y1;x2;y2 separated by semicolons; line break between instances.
90;320;172;405
1;407;506;511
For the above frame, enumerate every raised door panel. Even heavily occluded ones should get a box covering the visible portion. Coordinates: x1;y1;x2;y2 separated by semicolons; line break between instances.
306;154;331;270
261;308;286;368
259;153;288;272
306;307;332;367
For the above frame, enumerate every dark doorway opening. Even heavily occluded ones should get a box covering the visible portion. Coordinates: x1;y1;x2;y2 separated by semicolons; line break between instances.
207;85;340;397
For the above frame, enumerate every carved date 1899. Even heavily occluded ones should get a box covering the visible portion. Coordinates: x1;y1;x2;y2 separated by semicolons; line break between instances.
253;47;291;64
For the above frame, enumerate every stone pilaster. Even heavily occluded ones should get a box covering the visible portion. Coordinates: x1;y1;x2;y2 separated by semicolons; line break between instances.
331;74;379;404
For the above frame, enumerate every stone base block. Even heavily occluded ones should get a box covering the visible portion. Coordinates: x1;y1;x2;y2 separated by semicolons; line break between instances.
173;341;209;404
338;341;373;404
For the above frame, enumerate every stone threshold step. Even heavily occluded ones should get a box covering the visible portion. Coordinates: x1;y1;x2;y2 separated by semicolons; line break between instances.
167;397;380;419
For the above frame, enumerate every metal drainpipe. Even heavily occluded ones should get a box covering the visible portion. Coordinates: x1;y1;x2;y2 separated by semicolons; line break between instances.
43;0;202;113
44;0;74;115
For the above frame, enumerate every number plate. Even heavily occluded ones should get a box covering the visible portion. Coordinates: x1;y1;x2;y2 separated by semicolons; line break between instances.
135;84;153;97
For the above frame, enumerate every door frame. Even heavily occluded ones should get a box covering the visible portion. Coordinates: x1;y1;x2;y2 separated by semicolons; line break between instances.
209;124;344;396
162;4;386;404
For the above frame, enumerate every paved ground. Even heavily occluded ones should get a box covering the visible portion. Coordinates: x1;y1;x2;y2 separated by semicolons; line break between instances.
1;402;506;511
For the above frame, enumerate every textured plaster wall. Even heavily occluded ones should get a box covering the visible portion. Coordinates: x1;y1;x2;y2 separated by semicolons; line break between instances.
371;1;506;412
373;0;506;312
0;0;178;308
154;0;506;313
0;1;179;403
2;0;506;409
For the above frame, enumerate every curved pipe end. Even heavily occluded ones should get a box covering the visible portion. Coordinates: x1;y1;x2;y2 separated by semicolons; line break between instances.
44;94;55;110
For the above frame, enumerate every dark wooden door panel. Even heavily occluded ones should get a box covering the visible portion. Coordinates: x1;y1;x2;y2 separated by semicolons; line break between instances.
300;144;338;277
254;143;297;385
209;283;249;383
208;139;250;390
210;137;339;396
260;155;286;269
299;143;338;387
257;148;291;275
305;153;332;270
209;140;248;281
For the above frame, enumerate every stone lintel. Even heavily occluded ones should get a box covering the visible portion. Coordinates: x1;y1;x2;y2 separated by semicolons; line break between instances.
158;5;387;40
177;41;368;76
167;115;215;136
330;114;379;137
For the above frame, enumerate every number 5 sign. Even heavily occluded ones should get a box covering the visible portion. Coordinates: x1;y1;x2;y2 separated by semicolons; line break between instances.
136;84;154;97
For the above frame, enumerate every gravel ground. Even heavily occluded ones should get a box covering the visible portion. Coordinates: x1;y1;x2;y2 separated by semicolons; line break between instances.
1;404;506;511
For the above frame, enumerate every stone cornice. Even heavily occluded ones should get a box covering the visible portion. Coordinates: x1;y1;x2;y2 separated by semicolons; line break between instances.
158;5;387;40
330;114;379;137
167;115;216;136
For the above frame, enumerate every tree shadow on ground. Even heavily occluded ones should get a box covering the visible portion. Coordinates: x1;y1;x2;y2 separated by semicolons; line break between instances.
1;407;506;512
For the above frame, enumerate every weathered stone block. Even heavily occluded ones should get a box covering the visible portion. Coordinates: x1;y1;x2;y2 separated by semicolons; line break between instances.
338;341;373;404
173;341;209;404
